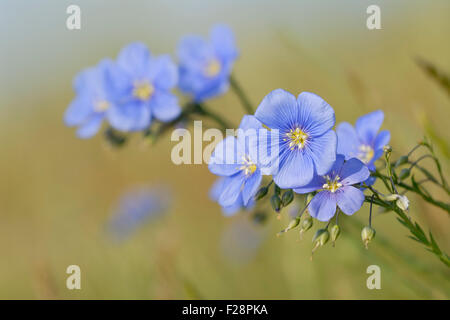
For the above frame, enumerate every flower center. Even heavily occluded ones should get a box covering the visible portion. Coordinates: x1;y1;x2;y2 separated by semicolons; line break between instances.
358;144;374;164
93;100;110;113
240;156;257;176
133;81;154;101
204;58;221;77
322;175;342;193
285;127;308;150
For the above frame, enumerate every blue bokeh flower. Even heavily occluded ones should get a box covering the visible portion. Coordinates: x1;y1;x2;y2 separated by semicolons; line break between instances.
336;110;390;171
107;42;181;131
294;155;370;221
177;24;238;102
107;186;171;241
208;115;266;215
254;89;337;189
64;59;118;138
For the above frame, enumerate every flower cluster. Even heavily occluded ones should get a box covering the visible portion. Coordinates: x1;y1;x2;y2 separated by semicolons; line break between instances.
65;25;237;138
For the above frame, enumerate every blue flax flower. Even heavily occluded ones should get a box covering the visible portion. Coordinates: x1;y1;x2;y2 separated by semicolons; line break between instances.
294;155;370;221
254;89;337;189
336;110;390;171
64;59;118;138
107;42;181;131
107;186;171;241
177;24;238;102
208;115;266;215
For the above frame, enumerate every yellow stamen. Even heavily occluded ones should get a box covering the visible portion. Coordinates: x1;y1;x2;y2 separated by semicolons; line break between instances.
204;59;221;77
358;144;374;164
284;127;308;150
133;81;154;101
93;100;110;112
240;156;257;176
322;175;342;193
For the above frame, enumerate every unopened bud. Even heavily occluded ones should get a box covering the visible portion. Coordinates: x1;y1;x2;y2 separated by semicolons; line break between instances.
395;155;409;167
384;194;409;212
306;193;314;204
254;186;268;200
383;145;392;153
399;168;410;180
299;216;313;240
330;225;340;247
274;185;281;196
270;195;281;212
281;189;294;206
311;228;330;259
361;226;376;249
277;217;300;236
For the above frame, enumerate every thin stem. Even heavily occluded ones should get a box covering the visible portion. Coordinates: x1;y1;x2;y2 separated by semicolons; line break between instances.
407;143;423;157
408;154;433;171
230;75;254;114
369;194;374;227
195;103;232;130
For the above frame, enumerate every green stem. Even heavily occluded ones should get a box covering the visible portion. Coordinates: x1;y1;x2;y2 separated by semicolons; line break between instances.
230;75;254;114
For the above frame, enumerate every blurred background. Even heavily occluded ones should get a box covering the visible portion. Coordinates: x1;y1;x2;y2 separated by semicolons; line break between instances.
0;0;449;299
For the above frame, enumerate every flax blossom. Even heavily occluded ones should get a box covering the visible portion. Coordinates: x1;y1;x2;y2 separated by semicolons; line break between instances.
254;89;337;189
294;155;370;221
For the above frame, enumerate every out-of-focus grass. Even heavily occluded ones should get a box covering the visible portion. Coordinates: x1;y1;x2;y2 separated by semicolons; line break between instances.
0;0;449;299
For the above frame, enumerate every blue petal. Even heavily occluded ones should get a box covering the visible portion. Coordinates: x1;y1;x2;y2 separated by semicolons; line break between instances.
308;191;337;222
76;114;103;139
64;95;93;126
328;154;346;177
210;24;238;61
340;158;370;185
293;174;324;194
336;186;365;215
367;148;384;171
255;89;298;131
209;136;242;176
219;174;246;207
307;130;337;176
106;101;151;132
336;122;360;160
149;55;178;90
355;110;384;145
117;42;151;78
242;170;262;205
297;92;335;137
238;115;262;131
177;35;210;68
364;176;376;186
273;150;314;188
374;130;390;151
150;92;181;122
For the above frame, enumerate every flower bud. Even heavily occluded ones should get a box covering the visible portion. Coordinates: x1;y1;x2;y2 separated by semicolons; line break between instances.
254;186;268;200
361;226;376;249
395;155;408;167
299;216;313;240
399;168;410;180
311;228;330;259
270;195;281;212
277;217;300;236
281;189;294;207
383;145;392;153
306;193;314;204
396;195;409;212
274;185;281;196
330;225;340;247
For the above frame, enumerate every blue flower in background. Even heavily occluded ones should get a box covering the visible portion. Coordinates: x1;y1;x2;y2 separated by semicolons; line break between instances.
107;186;171;241
64;59;118;138
294;155;370;221
177;24;238;102
208;115;266;215
336;110;390;171
254;89;337;189
108;42;181;131
209;177;254;216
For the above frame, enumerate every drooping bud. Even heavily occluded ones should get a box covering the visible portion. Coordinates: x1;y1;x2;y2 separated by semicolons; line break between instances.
274;185;281;196
270;195;281;213
311;228;330;259
254;186;269;200
399;168;410;180
384;194;409;212
395;155;409;167
330;225;340;247
361;226;376;249
277;217;300;236
281;189;294;207
299;216;313;240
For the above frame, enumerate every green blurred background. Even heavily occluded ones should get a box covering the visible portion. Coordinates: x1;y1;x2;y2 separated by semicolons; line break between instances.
0;0;449;299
